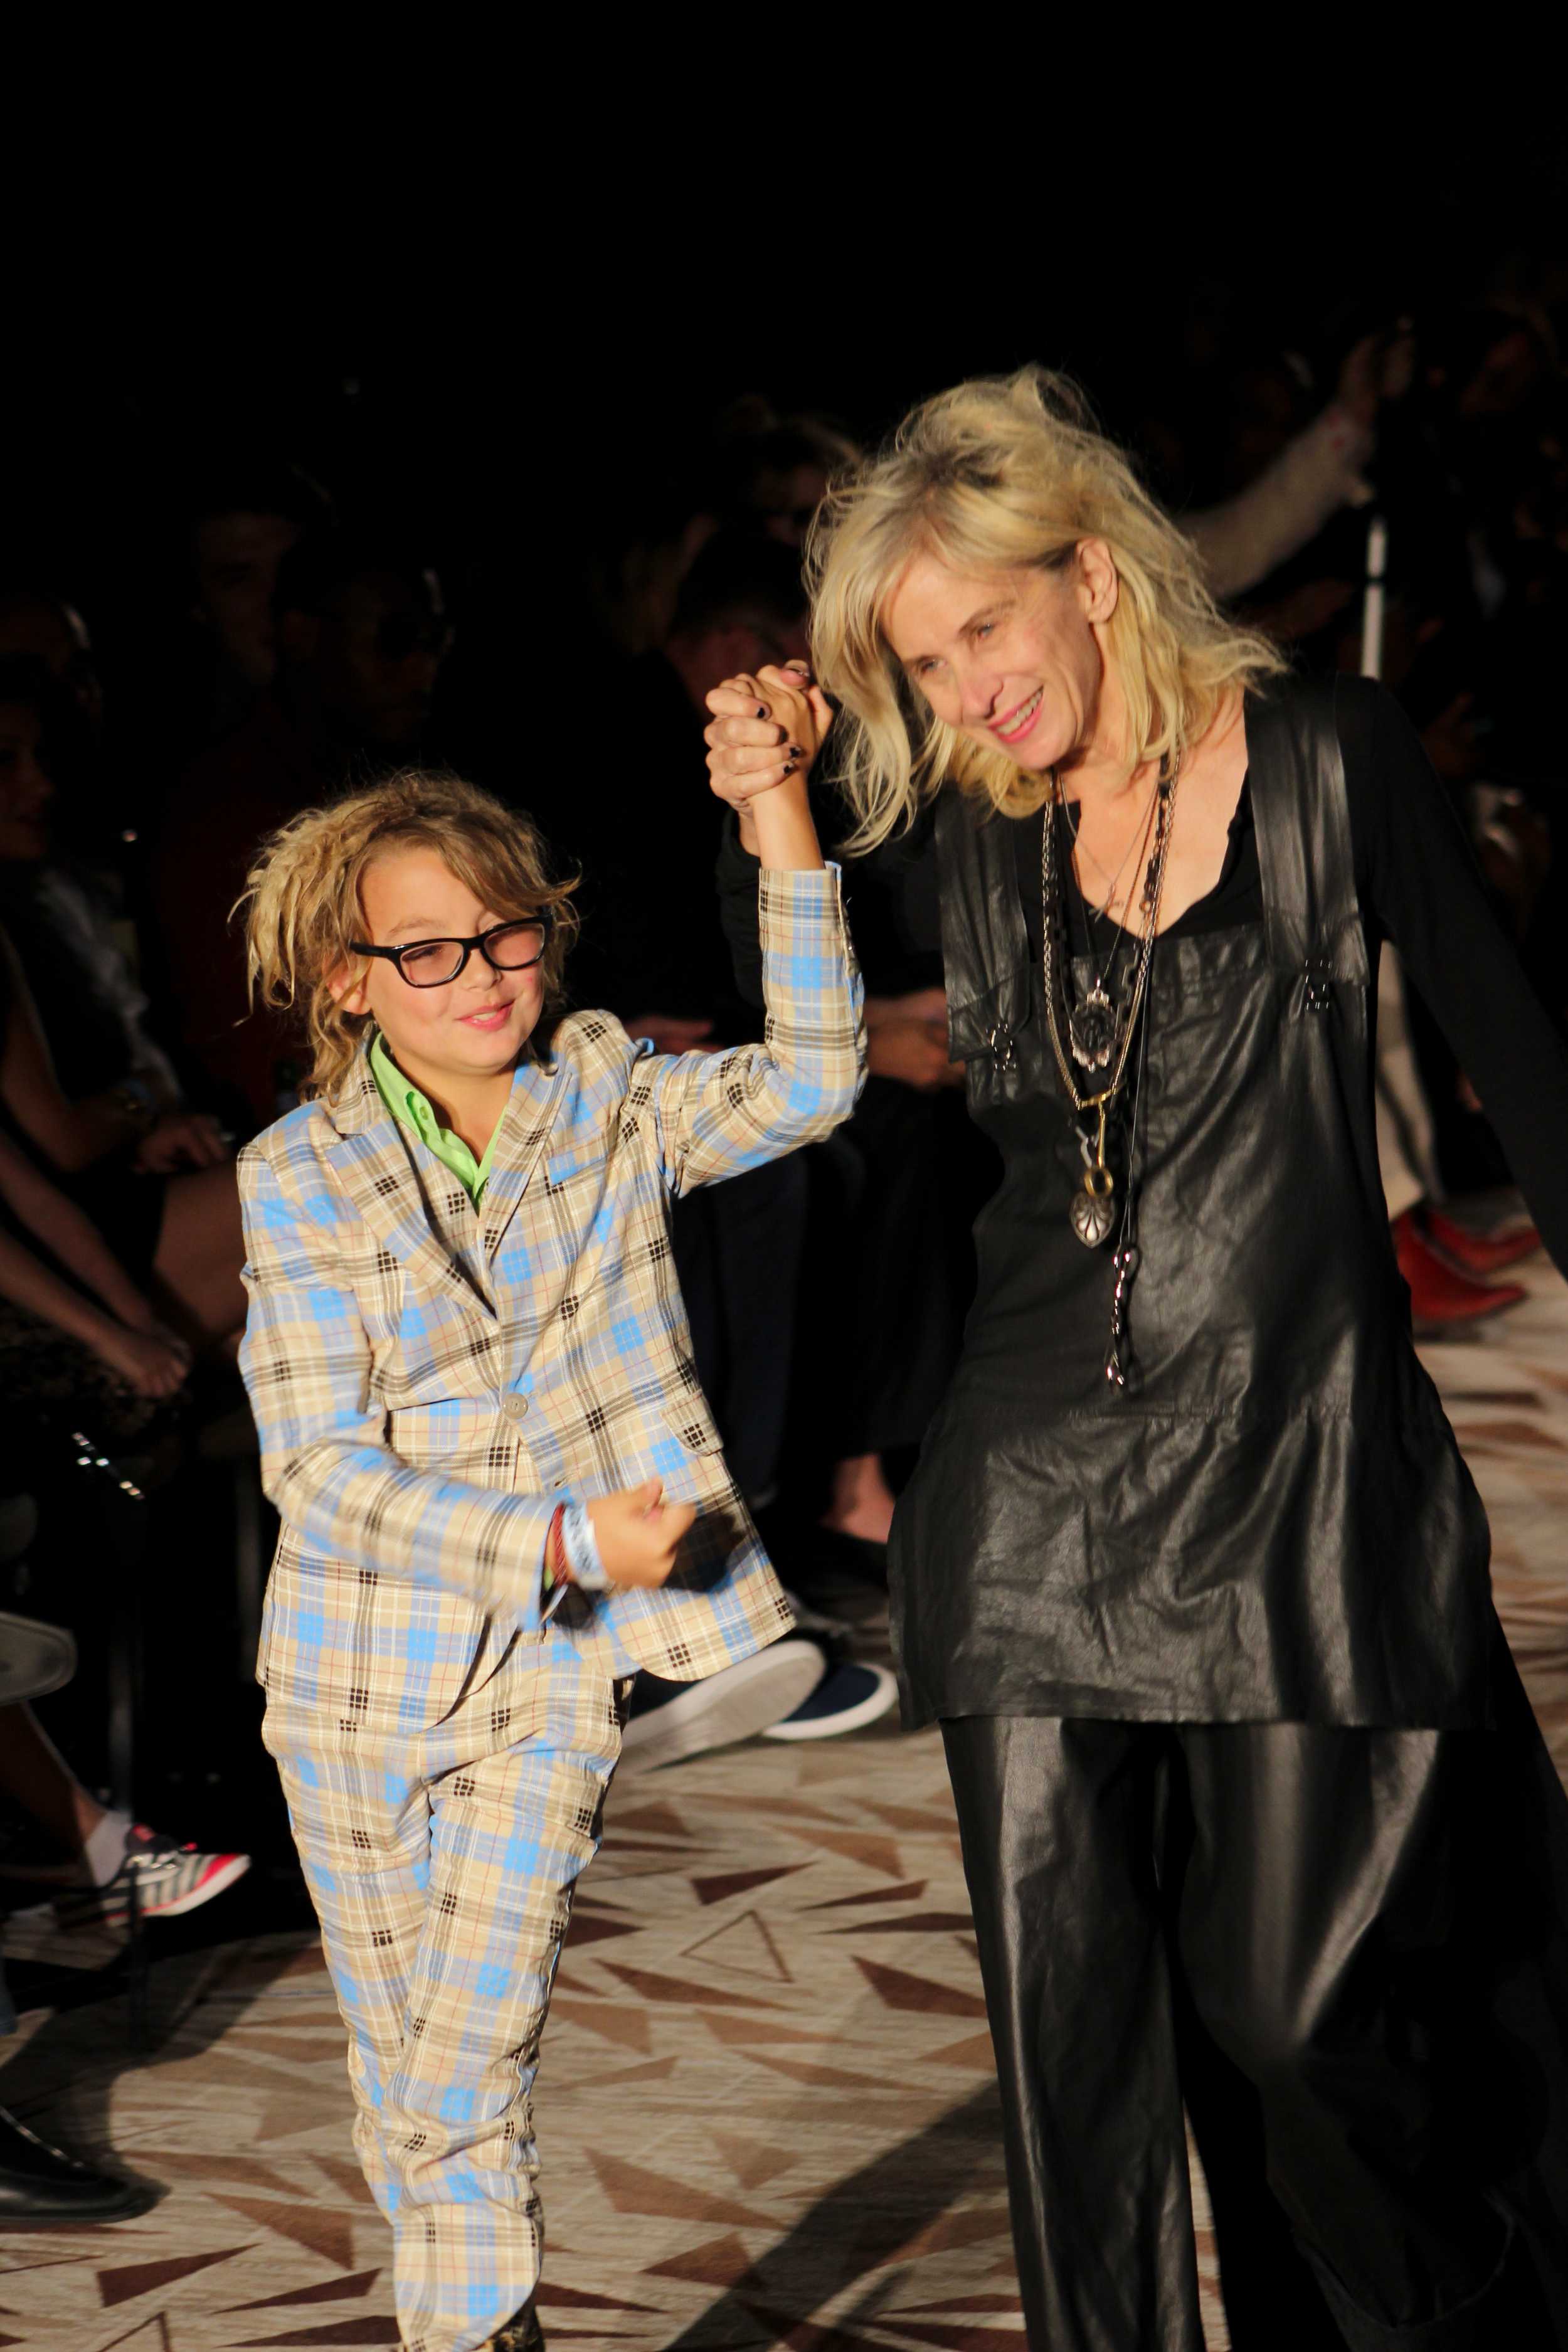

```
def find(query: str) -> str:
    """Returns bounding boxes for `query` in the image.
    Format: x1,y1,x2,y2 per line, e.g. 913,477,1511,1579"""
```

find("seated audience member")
716,797,992,1560
570,535,810,1515
708,402,860,549
0,1696,247,1924
0,1607,246,2222
0,589,103,734
154,532,452,1123
183,457,336,748
595,532,979,1571
0,665,243,1357
570,529,811,1037
571,535,895,1753
0,1110,188,1420
0,588,120,859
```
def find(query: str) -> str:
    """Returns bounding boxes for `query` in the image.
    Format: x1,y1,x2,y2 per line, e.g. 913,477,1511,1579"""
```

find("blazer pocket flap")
544,1135,608,1192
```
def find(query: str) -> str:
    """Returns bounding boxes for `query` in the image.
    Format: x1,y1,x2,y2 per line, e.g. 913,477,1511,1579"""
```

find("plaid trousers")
265,1632,627,2352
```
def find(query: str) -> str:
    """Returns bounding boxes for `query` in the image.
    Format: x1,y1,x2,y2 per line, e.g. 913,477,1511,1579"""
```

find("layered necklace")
1039,757,1179,1256
1058,784,1160,1073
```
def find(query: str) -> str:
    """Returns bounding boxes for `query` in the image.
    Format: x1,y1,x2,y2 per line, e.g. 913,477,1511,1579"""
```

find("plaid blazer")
239,865,864,1739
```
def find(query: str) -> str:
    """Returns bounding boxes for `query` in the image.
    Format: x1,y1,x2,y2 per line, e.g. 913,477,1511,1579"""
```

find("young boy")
236,662,860,2352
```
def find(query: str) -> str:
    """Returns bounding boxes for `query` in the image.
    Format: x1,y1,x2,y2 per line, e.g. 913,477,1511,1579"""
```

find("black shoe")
487,2302,544,2350
0,2106,154,2223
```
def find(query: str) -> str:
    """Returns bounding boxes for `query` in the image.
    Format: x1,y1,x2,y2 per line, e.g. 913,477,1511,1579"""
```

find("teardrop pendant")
1069,1164,1117,1248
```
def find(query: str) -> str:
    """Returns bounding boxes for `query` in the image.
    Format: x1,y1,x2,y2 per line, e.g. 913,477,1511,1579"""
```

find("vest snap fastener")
987,1021,1017,1072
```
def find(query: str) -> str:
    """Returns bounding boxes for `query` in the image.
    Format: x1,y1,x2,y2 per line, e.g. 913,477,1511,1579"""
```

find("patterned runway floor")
4,1239,1566,2350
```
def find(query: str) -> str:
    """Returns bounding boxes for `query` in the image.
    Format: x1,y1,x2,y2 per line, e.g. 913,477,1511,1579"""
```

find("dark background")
12,129,1567,750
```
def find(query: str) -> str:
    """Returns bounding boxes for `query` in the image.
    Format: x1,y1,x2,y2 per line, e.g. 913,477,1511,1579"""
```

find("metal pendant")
1070,1165,1117,1248
1068,984,1118,1071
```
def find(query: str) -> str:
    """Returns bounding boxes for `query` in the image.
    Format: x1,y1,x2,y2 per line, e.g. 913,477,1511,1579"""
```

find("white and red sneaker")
105,1826,250,1920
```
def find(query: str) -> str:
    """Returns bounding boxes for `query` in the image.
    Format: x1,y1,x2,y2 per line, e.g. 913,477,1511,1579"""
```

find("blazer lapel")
480,1055,572,1262
320,1059,500,1323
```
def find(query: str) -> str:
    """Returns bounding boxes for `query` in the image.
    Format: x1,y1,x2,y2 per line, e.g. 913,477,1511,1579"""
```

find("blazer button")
502,1394,529,1420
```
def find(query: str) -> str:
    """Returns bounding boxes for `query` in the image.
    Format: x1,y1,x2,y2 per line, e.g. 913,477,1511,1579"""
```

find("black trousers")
941,1640,1568,2351
671,1153,808,1505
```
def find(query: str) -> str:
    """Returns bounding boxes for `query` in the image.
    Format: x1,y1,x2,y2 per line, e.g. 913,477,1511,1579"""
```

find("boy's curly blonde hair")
237,771,579,1103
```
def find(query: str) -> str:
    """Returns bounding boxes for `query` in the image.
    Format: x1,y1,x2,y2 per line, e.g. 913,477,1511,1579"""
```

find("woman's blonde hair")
805,367,1285,849
238,771,579,1102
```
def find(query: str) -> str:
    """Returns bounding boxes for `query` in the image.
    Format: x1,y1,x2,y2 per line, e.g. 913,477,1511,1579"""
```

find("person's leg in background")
267,1660,626,2352
674,1153,808,1510
1379,948,1530,1323
820,1083,966,1549
630,1154,899,1766
940,1714,1205,2352
0,1700,248,1920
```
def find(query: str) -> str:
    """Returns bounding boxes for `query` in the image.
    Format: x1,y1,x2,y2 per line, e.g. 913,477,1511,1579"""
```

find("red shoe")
1393,1213,1526,1327
1425,1205,1542,1277
104,1827,251,1920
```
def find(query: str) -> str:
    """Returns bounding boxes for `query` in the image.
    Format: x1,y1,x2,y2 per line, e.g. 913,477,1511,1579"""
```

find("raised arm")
633,662,864,1193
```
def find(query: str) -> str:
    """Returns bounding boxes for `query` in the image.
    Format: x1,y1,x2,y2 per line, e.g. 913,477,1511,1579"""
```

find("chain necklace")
1064,776,1158,918
1061,781,1162,1071
1041,756,1180,1248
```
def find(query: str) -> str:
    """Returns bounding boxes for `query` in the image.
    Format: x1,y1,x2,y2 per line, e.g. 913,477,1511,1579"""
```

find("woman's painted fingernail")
783,760,797,775
756,704,769,719
788,743,804,758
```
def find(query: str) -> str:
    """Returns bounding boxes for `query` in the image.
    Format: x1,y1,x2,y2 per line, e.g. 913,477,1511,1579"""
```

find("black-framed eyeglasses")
349,915,553,989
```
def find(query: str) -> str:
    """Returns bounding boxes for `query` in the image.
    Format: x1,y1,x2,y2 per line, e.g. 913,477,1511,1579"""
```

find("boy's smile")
333,842,544,1152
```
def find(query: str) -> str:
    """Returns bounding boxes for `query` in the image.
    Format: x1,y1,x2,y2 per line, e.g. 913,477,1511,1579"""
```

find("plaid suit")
239,865,863,2352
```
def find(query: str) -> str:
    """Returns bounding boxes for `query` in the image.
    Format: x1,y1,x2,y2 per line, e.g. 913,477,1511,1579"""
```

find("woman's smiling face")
882,544,1116,775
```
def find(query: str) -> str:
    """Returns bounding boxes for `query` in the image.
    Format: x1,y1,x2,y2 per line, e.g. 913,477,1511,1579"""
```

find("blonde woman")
708,371,1568,2349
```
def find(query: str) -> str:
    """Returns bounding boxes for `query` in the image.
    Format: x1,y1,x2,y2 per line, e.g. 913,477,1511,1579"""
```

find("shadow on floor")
0,1868,317,2196
661,2080,1014,2348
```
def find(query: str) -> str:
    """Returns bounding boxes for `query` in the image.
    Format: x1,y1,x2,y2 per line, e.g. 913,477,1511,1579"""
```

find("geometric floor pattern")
4,1230,1567,2349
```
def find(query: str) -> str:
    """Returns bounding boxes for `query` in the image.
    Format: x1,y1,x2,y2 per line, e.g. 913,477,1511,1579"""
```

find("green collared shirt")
369,1030,504,1205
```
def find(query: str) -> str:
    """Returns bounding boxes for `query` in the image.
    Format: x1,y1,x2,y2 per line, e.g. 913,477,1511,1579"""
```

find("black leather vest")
888,676,1494,1730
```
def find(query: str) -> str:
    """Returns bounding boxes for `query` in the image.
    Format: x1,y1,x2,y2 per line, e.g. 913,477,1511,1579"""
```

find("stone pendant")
1069,984,1118,1072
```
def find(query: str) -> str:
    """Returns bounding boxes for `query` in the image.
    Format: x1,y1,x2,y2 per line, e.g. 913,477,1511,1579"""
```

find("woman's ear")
1076,538,1120,625
327,960,370,1016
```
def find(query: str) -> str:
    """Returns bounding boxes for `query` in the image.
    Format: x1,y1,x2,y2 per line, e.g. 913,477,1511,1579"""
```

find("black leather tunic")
889,675,1498,1732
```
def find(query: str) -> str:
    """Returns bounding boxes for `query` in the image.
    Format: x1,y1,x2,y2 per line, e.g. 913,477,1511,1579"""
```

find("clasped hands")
704,659,834,856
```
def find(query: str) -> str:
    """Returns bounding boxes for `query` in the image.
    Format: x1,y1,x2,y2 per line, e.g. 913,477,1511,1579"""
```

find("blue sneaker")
760,1658,898,1741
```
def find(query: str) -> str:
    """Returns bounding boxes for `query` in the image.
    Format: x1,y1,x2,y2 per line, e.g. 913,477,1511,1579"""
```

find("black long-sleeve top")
719,678,1568,1277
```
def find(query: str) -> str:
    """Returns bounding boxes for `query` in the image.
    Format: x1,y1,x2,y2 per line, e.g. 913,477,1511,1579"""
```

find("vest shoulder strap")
934,787,1032,1063
1247,674,1369,991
